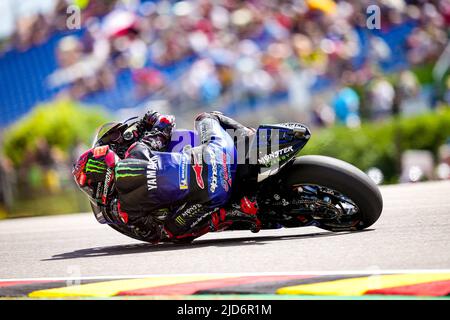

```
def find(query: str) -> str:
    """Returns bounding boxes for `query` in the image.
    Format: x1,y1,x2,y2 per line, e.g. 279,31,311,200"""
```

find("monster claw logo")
192,151,205,189
175,216,186,226
85,159,107,174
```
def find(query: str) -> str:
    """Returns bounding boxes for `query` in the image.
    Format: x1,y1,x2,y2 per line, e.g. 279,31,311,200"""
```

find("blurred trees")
303,106,450,183
3,99,110,167
0,99,111,217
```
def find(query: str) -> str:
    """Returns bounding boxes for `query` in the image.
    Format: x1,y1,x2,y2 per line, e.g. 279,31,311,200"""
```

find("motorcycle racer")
73,110,259,242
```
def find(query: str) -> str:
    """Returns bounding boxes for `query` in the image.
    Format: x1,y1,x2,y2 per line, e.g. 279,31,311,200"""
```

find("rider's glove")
137,110,175,151
138,110,161,133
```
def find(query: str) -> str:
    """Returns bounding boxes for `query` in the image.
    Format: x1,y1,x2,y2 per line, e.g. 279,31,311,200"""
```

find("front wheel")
280,155,383,231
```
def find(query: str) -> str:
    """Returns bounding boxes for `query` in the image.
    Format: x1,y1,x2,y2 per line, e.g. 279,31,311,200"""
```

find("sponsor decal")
146,156,158,191
192,151,205,189
85,159,107,174
207,148,218,193
179,153,189,190
115,160,147,178
115,171,142,178
175,216,186,226
189,208,217,229
102,168,113,204
180,204,203,219
258,146,294,166
93,145,109,158
280,123,304,129
221,152,232,191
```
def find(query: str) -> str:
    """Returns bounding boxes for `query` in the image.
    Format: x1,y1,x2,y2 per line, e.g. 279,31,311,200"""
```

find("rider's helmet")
72,145,118,206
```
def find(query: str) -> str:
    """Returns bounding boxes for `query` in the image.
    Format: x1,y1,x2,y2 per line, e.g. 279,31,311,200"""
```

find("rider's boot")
210,197,261,233
164,196,262,242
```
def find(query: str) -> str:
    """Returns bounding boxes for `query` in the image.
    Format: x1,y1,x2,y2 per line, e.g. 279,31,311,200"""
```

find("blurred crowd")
1,0,450,214
0,133,90,214
3,0,449,127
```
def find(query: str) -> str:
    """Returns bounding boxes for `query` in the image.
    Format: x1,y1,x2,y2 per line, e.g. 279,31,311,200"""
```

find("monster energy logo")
115,162,145,179
257,146,294,166
85,159,107,174
175,216,186,225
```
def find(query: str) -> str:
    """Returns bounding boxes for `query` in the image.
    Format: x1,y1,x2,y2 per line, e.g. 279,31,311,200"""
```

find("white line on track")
2,269,450,282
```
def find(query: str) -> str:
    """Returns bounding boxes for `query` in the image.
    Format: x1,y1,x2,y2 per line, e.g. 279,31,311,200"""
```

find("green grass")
5,190,91,219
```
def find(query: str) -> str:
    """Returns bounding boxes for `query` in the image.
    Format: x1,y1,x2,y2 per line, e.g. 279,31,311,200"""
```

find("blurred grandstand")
0,0,449,216
0,0,449,127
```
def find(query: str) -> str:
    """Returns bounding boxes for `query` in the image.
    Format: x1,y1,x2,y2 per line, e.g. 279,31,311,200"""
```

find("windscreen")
91,122,121,148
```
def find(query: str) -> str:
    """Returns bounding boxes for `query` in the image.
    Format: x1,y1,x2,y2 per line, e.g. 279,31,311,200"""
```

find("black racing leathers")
114,112,237,239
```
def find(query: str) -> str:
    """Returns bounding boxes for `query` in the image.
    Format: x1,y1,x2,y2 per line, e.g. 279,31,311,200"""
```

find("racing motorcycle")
87,117,383,243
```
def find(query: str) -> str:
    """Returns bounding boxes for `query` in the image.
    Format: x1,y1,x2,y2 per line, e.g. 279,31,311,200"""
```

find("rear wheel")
280,155,383,231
